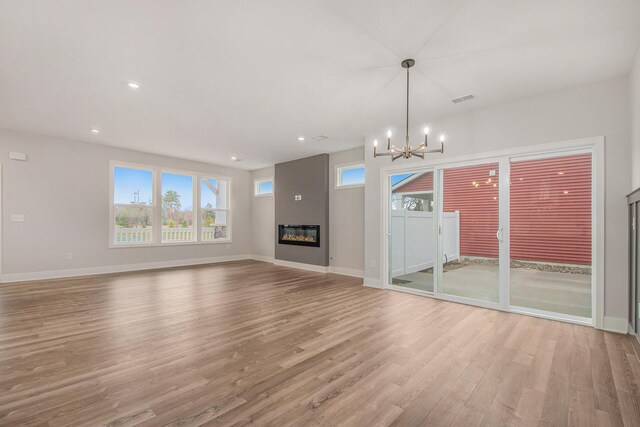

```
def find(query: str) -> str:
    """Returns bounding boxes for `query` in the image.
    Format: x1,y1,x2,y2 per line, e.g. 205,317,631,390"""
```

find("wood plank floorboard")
1,260,640,426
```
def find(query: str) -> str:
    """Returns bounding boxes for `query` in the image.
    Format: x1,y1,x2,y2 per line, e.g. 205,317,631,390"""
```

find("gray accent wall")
275,154,329,266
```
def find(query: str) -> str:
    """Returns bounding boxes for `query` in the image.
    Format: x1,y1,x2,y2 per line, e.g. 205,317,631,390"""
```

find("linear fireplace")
278,224,320,247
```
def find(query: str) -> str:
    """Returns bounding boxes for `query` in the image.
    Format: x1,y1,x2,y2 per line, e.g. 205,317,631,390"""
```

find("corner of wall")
631,46,640,189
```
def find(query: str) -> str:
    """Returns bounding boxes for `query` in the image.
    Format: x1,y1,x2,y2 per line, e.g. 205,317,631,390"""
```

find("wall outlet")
66,253,73,260
10,214,25,222
370,259,376,268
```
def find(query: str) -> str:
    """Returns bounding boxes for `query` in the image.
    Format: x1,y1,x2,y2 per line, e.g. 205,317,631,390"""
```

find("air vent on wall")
312,135,329,141
451,94,475,104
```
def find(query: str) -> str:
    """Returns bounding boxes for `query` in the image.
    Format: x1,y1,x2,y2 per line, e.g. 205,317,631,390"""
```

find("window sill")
335,184,365,190
254,193,274,198
109,239,232,249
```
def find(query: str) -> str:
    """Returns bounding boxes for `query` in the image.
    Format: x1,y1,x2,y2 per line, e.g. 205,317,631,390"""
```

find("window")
336,163,365,188
110,162,231,247
113,166,155,245
161,172,195,243
254,178,273,196
201,177,230,240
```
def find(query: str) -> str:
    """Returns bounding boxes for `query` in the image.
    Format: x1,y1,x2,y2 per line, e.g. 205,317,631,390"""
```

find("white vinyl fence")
115,227,220,243
115,227,154,243
391,210,460,277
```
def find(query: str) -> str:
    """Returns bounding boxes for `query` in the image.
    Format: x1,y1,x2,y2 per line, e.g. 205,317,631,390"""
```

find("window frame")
109,161,232,248
199,175,232,242
110,161,157,247
336,162,365,189
160,169,198,244
254,177,274,197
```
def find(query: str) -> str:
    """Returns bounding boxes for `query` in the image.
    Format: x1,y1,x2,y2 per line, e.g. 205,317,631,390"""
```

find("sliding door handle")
496,227,504,243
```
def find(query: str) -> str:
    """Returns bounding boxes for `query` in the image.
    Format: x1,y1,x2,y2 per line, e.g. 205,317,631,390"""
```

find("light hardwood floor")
1,260,639,426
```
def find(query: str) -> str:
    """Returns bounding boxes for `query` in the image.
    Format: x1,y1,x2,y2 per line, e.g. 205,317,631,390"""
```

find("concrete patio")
392,263,591,318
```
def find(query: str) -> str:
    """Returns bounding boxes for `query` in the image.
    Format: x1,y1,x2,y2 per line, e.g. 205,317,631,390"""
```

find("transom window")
254,178,274,196
336,163,365,188
110,162,231,247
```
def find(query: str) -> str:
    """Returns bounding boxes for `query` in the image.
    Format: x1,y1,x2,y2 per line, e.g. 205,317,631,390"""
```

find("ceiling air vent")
312,135,329,141
451,94,475,104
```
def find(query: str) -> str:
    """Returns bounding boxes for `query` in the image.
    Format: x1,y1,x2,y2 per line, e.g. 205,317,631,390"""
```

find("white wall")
364,77,631,325
250,166,275,260
329,147,365,276
0,129,252,280
632,47,640,190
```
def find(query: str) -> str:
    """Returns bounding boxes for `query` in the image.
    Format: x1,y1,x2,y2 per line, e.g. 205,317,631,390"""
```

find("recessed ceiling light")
90,128,100,134
298,136,305,141
231,156,242,161
127,81,141,89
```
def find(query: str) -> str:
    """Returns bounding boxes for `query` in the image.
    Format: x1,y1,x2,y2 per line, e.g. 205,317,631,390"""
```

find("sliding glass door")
509,153,593,320
437,162,502,304
388,170,436,293
385,148,595,324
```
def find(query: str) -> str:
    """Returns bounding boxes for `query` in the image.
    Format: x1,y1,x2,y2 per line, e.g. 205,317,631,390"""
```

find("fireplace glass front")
278,225,320,247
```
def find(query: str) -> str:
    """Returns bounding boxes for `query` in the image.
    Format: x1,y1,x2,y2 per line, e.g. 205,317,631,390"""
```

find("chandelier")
373,59,445,161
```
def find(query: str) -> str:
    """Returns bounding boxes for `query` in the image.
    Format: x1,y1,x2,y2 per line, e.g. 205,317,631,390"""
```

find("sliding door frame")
385,166,437,298
432,158,507,311
380,136,604,328
507,147,595,325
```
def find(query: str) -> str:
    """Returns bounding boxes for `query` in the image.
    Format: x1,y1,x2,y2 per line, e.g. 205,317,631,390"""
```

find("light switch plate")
11,214,25,222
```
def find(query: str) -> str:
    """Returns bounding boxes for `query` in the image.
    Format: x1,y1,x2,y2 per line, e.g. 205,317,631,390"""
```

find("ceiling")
1,0,639,170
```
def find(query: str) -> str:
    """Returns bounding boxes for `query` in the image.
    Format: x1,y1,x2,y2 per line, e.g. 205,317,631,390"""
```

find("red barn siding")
510,154,591,265
443,163,500,258
391,154,592,265
394,172,433,193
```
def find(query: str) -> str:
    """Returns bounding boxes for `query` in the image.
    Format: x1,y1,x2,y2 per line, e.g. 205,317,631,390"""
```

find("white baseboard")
602,316,628,334
328,266,364,278
250,255,275,263
0,254,252,284
251,257,363,278
273,259,329,273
